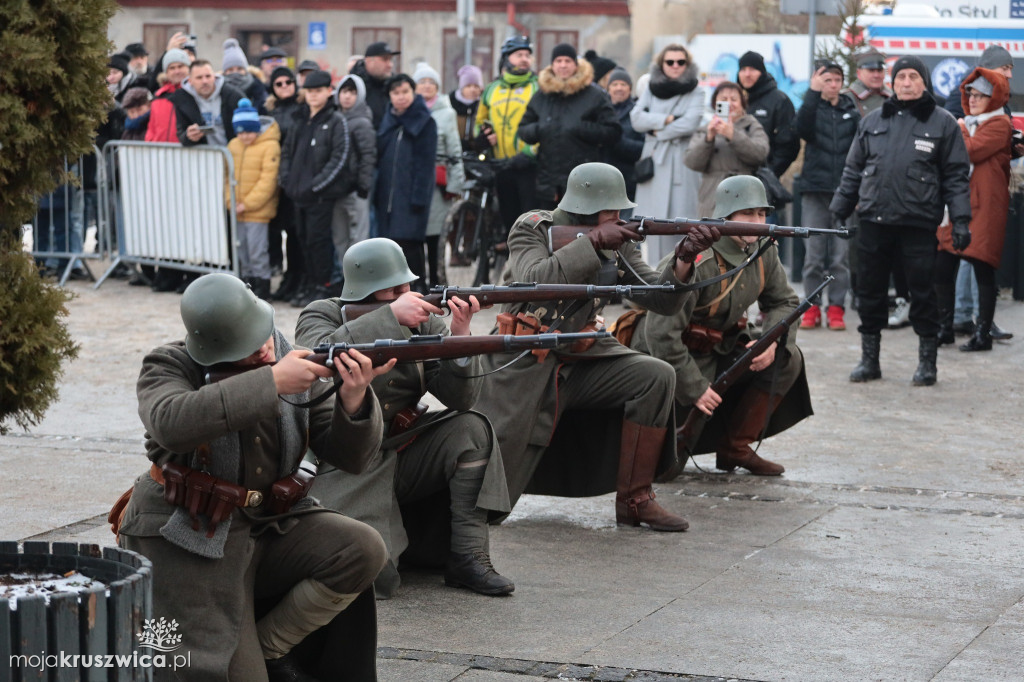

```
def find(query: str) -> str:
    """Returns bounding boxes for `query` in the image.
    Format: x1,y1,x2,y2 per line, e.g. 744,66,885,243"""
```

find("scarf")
501,70,534,87
160,330,312,559
453,89,477,106
125,112,151,131
881,91,936,121
647,61,698,100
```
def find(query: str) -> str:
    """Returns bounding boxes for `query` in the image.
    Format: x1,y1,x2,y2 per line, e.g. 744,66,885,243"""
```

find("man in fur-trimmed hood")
517,43,622,208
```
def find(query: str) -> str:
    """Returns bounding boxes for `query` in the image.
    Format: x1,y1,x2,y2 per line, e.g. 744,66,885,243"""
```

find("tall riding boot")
959,318,992,352
715,388,786,475
935,281,956,346
849,333,882,382
615,420,689,532
257,579,358,661
912,336,938,386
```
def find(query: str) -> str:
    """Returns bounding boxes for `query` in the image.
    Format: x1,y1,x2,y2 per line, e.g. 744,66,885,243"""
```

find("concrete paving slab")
378,658,468,681
932,621,1024,682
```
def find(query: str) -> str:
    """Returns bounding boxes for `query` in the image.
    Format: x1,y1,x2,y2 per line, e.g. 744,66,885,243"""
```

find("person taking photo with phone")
684,80,770,218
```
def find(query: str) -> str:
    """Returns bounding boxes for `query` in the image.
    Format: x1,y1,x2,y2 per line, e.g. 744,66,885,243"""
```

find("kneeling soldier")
115,273,389,682
629,176,812,475
296,238,515,597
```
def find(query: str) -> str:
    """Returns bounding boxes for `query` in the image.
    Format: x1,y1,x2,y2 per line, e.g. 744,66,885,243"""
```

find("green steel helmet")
557,162,637,215
181,273,275,365
712,175,773,219
341,238,418,301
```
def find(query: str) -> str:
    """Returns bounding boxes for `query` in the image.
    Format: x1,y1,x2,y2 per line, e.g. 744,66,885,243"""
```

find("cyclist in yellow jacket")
476,35,541,230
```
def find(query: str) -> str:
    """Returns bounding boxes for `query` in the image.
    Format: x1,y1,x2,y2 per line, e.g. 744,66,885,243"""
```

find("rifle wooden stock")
339,282,682,323
548,216,848,252
675,276,833,451
204,331,611,384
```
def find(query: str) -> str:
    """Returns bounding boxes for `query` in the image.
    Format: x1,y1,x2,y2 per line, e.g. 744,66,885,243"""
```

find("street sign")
308,22,327,51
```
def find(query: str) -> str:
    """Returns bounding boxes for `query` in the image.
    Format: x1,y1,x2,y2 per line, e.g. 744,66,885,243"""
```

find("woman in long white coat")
631,43,705,265
415,63,466,288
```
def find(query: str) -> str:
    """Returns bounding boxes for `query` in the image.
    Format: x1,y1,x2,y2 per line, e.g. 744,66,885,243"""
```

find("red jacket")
146,82,181,143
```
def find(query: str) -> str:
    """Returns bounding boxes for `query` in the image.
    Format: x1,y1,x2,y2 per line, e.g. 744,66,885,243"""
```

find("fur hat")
232,98,261,133
222,38,249,72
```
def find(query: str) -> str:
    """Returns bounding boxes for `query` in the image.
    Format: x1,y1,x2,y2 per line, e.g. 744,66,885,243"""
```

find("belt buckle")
245,490,264,508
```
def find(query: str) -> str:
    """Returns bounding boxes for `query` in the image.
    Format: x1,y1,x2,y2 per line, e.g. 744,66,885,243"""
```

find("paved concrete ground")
2,266,1023,681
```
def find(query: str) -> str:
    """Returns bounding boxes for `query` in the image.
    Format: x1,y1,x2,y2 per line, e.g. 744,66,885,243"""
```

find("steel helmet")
181,273,274,366
499,35,532,69
557,162,637,215
712,175,773,219
341,238,418,301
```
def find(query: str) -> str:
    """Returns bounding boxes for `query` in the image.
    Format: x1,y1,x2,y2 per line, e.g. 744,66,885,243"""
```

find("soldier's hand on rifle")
273,349,335,396
674,224,720,263
747,339,777,372
390,291,443,328
333,349,397,416
585,220,642,252
447,295,481,336
695,386,723,416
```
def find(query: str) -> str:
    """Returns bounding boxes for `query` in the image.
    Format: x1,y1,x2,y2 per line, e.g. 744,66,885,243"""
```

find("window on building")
352,28,402,73
537,30,579,67
142,23,190,64
233,27,298,66
442,28,494,92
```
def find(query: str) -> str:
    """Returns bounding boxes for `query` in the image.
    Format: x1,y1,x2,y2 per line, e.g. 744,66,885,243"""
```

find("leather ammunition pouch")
609,309,647,347
389,401,429,438
681,316,747,355
496,312,600,363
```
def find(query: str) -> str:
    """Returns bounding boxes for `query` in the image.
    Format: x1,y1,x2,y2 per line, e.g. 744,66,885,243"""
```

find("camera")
715,100,730,118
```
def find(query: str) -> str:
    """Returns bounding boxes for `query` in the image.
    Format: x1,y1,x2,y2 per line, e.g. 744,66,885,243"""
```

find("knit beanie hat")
269,66,295,87
584,50,617,83
222,38,249,72
162,48,190,72
107,53,130,75
607,68,633,88
978,45,1013,70
122,87,152,110
232,98,261,133
551,43,577,63
303,70,333,90
891,55,929,83
413,62,441,86
738,51,766,73
967,74,994,97
457,65,483,89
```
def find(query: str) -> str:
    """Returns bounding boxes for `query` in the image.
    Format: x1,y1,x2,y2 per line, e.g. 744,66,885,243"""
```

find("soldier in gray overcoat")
471,163,721,533
115,273,390,682
629,176,812,476
296,239,514,597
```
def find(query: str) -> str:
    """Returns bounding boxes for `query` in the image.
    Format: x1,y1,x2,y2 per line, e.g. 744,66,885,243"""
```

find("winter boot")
251,278,272,301
912,336,939,386
715,388,786,475
959,319,992,352
849,333,882,382
444,459,514,596
935,282,956,345
615,420,689,532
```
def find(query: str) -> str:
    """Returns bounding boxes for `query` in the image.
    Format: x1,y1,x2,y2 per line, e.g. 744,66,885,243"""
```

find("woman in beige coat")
684,81,770,218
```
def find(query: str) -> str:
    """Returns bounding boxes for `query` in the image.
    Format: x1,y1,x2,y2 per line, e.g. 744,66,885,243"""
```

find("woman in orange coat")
935,67,1013,351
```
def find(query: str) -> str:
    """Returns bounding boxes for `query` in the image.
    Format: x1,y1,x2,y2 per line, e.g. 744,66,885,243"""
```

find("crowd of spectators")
41,33,1020,363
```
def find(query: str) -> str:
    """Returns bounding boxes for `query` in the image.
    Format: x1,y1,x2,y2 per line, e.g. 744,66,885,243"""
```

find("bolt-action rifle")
338,282,685,323
676,276,833,453
204,331,611,384
548,216,848,253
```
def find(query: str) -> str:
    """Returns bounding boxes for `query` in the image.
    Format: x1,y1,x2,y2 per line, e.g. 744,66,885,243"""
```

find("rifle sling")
617,237,775,293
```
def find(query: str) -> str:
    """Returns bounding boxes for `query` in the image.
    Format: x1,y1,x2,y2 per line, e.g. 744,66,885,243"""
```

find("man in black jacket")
173,59,245,147
348,41,398,129
279,70,351,307
795,61,860,332
736,51,800,178
830,56,971,387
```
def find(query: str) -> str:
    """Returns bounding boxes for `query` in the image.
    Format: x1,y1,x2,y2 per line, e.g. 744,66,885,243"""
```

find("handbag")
435,164,448,188
635,156,655,183
754,166,792,209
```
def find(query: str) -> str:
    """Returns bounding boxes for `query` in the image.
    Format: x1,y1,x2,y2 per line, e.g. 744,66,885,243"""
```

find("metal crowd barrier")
27,145,109,286
96,141,237,288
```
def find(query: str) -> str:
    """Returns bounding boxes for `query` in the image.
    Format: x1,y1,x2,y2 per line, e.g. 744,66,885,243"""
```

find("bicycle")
438,153,508,287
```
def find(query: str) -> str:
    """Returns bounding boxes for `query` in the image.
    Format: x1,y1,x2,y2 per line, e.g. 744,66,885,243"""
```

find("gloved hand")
505,153,534,171
674,225,721,263
356,189,369,200
585,220,642,252
952,222,971,251
834,213,855,240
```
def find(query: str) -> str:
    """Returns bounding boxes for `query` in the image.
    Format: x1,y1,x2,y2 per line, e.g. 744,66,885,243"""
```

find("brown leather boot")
615,420,689,532
715,388,786,476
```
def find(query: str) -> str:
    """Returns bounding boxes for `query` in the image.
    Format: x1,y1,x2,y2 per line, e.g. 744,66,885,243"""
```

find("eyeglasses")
967,91,990,99
274,79,295,87
663,59,687,67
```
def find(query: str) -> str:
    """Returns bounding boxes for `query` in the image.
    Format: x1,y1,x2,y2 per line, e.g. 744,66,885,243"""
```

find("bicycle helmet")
499,35,532,70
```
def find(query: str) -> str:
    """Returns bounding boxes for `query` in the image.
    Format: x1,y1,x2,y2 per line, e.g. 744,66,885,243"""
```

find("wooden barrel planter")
0,541,152,682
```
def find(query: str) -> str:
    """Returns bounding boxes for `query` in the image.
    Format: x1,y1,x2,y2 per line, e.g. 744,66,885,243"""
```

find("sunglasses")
274,79,295,87
663,59,687,67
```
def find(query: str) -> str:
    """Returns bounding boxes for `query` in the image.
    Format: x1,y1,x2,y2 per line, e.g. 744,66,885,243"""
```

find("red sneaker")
800,306,821,329
826,305,846,330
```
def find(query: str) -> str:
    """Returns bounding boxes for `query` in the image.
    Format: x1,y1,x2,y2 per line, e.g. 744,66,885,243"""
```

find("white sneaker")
888,297,910,328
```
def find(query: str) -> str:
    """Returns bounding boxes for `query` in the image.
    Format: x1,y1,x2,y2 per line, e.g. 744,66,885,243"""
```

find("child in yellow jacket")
227,98,280,299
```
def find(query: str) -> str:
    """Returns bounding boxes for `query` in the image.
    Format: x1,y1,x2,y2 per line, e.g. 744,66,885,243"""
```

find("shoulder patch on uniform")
522,211,552,229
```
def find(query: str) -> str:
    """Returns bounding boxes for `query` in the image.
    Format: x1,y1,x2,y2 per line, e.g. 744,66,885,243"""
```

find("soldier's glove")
951,222,971,251
674,225,721,263
586,220,642,252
